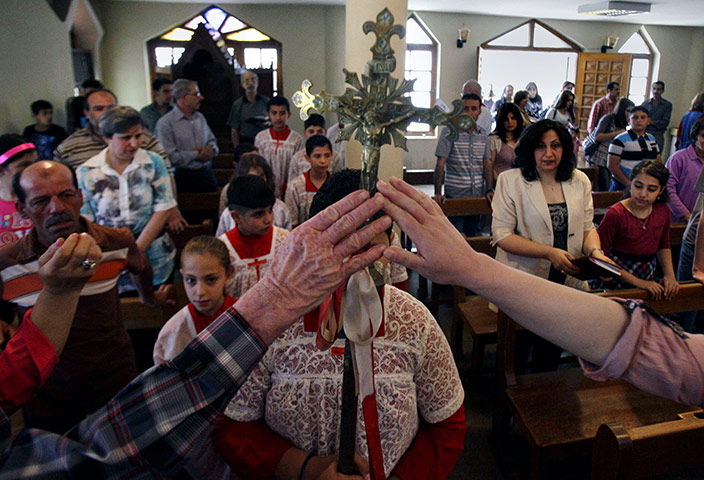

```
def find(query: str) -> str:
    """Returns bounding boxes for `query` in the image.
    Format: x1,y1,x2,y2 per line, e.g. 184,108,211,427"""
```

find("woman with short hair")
77,106,176,290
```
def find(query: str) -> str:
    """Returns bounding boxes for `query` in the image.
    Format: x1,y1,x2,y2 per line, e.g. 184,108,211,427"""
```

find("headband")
0,143,35,166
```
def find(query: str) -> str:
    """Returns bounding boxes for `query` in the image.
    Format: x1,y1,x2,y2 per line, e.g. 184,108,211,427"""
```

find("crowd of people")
0,69,704,479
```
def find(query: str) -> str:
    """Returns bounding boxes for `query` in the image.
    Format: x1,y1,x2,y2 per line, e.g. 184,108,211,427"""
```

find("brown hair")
181,236,232,273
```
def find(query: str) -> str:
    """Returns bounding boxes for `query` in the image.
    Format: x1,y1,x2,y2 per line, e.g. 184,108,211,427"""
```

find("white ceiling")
121,0,704,27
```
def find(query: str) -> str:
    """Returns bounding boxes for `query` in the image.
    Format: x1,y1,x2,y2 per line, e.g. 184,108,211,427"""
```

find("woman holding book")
491,120,609,371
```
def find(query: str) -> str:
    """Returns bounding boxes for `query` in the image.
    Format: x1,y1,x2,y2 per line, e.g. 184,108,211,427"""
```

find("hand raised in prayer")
38,233,103,295
236,190,390,345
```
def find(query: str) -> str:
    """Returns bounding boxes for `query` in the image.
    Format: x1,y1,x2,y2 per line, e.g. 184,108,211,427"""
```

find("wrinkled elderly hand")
236,190,390,344
377,177,478,286
38,233,103,295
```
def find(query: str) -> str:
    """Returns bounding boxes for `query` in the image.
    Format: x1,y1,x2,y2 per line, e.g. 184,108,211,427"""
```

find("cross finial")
362,8,405,75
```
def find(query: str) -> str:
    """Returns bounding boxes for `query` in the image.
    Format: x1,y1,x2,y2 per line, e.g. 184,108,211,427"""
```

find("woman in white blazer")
491,119,610,372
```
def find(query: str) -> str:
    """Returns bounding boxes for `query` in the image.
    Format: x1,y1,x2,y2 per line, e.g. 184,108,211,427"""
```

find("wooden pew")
493,283,704,479
402,168,434,186
578,166,597,191
591,191,623,210
212,153,234,169
177,191,221,225
592,411,704,479
213,168,234,187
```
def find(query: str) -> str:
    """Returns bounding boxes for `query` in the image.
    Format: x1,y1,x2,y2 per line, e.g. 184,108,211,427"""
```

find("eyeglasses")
185,91,202,97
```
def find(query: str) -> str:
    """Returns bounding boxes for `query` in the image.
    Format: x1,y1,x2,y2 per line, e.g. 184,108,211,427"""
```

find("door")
575,53,631,135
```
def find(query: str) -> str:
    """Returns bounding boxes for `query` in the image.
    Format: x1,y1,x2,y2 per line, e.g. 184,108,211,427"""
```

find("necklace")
627,200,651,230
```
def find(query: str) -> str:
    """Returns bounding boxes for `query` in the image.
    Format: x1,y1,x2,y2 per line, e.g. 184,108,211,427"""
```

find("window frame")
404,12,439,138
618,31,654,105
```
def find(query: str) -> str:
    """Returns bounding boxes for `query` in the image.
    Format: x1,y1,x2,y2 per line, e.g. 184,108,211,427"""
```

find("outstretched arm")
377,177,629,367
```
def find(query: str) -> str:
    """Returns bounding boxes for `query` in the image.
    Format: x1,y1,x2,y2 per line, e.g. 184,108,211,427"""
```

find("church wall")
0,0,75,133
99,1,332,133
404,11,704,169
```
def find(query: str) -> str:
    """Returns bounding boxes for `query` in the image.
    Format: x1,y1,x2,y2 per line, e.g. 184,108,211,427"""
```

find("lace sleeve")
224,346,274,421
388,288,464,424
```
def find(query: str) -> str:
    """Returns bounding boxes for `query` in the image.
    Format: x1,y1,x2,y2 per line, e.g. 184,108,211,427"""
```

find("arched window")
404,13,439,136
618,30,654,105
479,19,581,109
147,5,282,97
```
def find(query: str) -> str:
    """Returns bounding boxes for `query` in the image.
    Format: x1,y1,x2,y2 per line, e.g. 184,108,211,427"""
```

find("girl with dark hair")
492,119,609,372
525,82,543,121
0,134,37,245
594,160,678,299
588,98,635,191
545,90,576,128
489,103,523,181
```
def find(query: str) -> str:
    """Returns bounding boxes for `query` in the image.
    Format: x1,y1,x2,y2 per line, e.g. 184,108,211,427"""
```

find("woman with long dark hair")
588,98,635,191
489,103,523,181
492,119,609,372
545,90,576,128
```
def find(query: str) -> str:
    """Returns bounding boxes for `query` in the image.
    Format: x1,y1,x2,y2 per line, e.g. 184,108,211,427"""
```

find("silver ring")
81,258,97,270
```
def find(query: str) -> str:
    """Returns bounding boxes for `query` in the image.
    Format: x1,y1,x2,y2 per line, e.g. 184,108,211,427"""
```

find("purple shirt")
665,145,704,222
581,299,704,408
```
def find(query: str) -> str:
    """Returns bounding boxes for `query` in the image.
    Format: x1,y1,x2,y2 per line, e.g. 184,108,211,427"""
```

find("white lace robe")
254,128,304,195
219,226,289,298
224,285,464,476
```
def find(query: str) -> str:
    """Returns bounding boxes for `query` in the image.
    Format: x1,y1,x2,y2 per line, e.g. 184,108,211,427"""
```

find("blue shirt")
155,106,219,171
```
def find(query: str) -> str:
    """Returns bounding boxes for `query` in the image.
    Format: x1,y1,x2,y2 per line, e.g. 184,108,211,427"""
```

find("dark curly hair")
514,119,576,182
309,169,391,238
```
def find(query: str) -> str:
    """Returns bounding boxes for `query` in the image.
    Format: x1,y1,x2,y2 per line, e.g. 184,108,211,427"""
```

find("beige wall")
98,1,337,134
405,11,704,168
2,0,702,167
0,0,75,133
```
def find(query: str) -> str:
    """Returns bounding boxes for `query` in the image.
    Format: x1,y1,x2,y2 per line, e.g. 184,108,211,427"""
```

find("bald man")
0,161,168,433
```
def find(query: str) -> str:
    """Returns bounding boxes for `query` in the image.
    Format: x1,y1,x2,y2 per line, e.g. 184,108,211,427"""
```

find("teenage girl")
595,160,679,300
153,236,235,365
0,134,38,246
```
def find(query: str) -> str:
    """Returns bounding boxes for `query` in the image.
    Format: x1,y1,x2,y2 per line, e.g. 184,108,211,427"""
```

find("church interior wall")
1,1,702,172
0,0,75,133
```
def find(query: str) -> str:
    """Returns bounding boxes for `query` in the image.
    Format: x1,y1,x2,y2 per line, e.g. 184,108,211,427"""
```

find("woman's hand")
376,178,477,286
661,275,680,300
547,248,579,275
38,233,103,295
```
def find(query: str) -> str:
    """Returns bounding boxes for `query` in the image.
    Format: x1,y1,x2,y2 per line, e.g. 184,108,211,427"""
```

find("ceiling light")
578,1,651,16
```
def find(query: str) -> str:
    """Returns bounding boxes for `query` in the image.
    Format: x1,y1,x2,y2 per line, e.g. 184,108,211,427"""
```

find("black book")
570,256,622,281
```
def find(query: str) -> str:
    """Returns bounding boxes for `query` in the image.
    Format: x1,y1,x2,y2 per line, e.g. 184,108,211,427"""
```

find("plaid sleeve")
0,307,266,479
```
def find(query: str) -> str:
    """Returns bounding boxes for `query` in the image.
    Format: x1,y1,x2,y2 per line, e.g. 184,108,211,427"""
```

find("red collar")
303,283,385,337
226,226,274,259
188,295,237,333
304,170,330,192
270,127,291,141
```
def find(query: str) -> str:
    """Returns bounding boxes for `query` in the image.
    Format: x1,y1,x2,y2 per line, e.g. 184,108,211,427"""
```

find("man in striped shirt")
433,93,492,236
0,161,169,434
608,106,661,191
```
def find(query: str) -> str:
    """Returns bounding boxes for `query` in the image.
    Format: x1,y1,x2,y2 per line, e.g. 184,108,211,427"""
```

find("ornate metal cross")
293,9,475,477
293,8,475,194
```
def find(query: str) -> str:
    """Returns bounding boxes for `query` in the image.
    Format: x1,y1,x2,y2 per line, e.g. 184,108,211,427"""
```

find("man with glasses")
156,79,219,193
